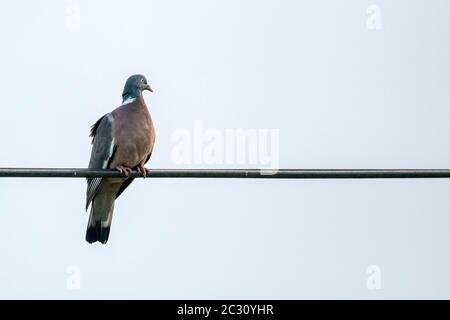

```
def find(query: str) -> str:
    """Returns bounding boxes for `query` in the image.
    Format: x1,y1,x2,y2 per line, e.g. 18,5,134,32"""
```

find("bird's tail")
86,192,115,244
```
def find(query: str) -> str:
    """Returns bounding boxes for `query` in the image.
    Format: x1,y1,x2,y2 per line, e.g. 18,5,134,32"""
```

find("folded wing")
86,114,116,210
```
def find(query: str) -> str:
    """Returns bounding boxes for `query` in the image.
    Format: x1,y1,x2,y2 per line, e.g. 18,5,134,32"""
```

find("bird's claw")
116,165,132,177
137,165,150,178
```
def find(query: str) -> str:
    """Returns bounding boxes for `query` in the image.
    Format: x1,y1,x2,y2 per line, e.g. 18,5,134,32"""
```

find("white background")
0,0,449,298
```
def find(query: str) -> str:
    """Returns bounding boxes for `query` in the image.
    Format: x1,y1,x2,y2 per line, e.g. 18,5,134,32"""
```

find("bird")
85,74,155,244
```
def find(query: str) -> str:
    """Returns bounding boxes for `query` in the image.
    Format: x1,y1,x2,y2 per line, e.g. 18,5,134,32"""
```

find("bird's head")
121,74,153,102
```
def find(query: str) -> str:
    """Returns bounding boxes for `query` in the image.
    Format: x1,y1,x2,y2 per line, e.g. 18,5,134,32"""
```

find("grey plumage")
86,114,115,211
85,74,155,244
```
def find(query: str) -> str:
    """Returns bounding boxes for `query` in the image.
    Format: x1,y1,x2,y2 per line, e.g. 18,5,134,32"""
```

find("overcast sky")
0,0,449,299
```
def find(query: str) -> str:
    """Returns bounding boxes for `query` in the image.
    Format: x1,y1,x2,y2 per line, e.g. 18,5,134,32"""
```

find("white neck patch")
121,97,136,106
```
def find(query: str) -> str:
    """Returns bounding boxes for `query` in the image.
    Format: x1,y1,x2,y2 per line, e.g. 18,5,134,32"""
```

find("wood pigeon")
85,74,156,244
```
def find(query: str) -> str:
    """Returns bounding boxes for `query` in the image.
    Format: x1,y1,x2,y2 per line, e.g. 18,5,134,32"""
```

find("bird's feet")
137,164,150,178
116,165,132,177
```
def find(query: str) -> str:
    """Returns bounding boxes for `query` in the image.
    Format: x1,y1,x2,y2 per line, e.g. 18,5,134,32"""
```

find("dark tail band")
86,223,111,244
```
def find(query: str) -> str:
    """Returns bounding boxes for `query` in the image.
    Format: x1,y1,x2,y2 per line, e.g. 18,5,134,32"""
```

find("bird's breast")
110,106,155,168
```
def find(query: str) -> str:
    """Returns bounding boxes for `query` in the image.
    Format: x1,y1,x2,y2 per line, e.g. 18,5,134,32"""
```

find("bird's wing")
115,178,134,199
115,150,153,199
144,151,153,164
86,114,116,210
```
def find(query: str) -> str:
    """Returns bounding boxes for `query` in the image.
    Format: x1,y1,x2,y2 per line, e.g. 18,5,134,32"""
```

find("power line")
1,168,450,179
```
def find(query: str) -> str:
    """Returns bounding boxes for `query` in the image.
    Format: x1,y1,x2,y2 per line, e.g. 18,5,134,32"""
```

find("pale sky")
0,0,449,299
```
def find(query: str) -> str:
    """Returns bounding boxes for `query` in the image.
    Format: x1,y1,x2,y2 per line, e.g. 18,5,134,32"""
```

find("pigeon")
85,74,155,244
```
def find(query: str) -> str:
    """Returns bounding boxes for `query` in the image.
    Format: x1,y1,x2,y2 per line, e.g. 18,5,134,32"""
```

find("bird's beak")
145,84,153,92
